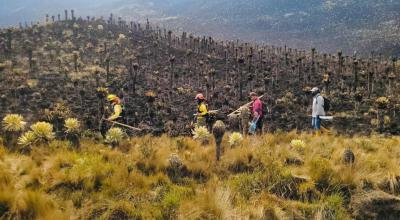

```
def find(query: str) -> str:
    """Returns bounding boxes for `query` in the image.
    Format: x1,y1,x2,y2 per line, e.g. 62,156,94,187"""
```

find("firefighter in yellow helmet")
195,93,208,127
106,94,124,122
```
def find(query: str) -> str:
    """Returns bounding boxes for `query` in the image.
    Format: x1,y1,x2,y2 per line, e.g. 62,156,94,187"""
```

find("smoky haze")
1,0,399,56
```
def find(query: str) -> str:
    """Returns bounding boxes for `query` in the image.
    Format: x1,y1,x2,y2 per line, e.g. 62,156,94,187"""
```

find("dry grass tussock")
0,132,399,219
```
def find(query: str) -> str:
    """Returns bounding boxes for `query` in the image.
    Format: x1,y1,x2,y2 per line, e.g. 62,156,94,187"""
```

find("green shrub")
54,153,114,191
231,172,264,200
315,194,350,220
309,158,334,190
160,185,195,219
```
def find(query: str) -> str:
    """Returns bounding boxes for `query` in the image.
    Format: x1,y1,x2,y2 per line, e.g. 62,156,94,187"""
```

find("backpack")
323,97,331,112
317,95,331,112
262,102,270,116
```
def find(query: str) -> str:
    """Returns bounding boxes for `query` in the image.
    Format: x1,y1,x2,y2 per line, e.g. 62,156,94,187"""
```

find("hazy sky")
0,0,120,26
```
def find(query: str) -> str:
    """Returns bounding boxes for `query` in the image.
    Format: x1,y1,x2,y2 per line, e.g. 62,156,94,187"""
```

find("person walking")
249,92,264,135
106,94,125,123
195,93,209,127
311,87,325,134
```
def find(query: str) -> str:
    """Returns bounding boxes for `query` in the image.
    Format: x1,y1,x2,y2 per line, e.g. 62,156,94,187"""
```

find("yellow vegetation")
30,122,55,142
290,139,306,150
18,131,37,147
64,118,80,134
228,132,243,147
375,96,389,108
192,126,210,144
17,122,55,148
0,132,399,219
2,114,26,132
105,128,125,146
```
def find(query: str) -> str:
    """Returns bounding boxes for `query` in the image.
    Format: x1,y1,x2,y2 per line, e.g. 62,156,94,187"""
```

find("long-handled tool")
228,95,264,118
192,109,221,116
102,119,143,131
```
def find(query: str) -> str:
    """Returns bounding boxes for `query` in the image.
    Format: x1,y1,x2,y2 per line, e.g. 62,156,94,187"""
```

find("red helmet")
195,93,205,100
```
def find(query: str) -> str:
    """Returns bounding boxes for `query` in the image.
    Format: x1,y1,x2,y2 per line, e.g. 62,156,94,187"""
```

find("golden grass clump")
160,185,195,219
308,158,335,189
0,146,6,159
222,144,257,174
290,139,306,150
65,155,113,191
179,186,235,219
230,172,267,201
0,189,69,219
1,131,400,219
383,172,400,195
2,114,26,132
0,156,69,218
47,151,114,192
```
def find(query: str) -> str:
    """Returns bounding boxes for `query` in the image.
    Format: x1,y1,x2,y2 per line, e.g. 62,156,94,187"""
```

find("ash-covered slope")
129,0,400,56
0,17,399,135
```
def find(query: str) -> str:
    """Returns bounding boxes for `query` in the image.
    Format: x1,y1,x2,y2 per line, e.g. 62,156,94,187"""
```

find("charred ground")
0,14,399,135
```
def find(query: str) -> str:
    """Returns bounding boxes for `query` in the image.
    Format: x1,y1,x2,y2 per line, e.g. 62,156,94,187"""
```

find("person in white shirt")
311,87,325,130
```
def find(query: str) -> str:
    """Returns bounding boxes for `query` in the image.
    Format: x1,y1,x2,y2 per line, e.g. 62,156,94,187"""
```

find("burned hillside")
0,11,399,135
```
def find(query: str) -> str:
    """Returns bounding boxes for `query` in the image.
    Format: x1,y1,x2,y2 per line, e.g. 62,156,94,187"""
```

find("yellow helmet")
107,94,118,102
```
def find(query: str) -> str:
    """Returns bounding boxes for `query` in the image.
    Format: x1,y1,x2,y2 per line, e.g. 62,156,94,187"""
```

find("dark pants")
256,117,264,134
